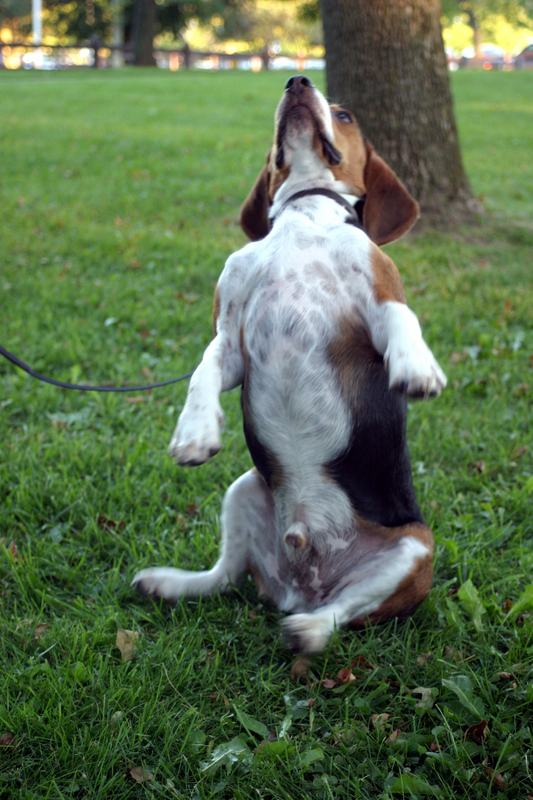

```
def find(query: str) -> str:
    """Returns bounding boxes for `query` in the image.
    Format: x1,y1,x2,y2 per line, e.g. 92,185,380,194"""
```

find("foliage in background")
2,0,533,53
441,0,533,52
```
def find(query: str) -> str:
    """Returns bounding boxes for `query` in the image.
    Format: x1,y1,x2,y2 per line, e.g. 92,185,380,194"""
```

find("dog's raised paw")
168,406,223,465
386,341,447,398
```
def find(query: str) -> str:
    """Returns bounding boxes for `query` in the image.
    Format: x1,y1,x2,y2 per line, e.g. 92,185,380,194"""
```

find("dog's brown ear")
239,156,272,241
362,142,419,246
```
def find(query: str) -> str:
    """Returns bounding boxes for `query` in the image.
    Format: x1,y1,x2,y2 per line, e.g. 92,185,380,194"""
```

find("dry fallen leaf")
387,728,401,743
337,668,356,684
0,733,16,747
110,711,124,726
412,687,436,710
483,766,505,790
351,655,376,671
33,622,50,642
8,542,21,564
444,646,462,662
130,766,154,783
320,678,337,689
464,719,488,745
116,629,139,663
290,655,311,681
417,652,431,666
97,515,125,533
371,713,390,730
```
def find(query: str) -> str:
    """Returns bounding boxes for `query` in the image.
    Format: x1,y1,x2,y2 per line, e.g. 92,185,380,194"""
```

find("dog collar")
275,188,365,230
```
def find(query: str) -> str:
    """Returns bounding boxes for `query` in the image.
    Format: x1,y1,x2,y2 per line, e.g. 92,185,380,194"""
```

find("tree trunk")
321,0,479,223
132,0,156,66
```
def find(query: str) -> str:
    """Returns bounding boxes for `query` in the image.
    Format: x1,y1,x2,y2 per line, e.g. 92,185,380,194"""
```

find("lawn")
0,67,532,800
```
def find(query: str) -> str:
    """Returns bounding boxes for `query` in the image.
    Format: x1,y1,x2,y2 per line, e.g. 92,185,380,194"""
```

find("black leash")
0,343,194,392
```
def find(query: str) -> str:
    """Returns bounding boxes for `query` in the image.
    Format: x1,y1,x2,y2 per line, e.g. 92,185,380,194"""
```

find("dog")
132,76,446,653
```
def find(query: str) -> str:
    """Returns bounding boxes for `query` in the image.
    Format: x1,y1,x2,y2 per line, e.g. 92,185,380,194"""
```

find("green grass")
1,67,532,799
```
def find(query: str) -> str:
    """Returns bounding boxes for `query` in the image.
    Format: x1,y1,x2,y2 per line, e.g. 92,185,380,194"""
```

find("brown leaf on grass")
449,351,468,364
0,733,16,747
125,396,145,404
8,542,23,564
337,668,356,684
33,622,50,641
50,418,68,430
444,646,462,662
175,292,199,304
320,678,337,689
307,698,317,708
130,766,154,783
510,445,528,459
387,728,401,744
371,713,390,730
473,460,486,474
175,513,188,531
351,655,376,671
497,672,517,690
290,656,311,681
116,629,139,663
417,652,431,666
97,515,125,533
464,719,488,745
503,599,513,612
412,687,436,711
186,503,199,516
429,742,441,752
483,766,505,790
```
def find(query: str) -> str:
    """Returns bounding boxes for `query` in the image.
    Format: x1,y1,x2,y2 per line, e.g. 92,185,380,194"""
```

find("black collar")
274,188,365,230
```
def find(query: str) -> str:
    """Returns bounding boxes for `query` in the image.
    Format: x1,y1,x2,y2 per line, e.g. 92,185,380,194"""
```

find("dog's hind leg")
281,529,433,653
132,469,276,603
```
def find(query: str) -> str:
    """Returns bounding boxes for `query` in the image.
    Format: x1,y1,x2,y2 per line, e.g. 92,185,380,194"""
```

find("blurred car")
514,43,533,69
460,44,508,70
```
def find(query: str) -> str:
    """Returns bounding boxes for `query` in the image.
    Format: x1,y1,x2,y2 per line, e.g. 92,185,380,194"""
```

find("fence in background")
0,42,324,72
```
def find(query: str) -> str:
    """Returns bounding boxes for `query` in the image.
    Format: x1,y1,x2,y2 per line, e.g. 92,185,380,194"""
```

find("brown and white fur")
133,76,446,653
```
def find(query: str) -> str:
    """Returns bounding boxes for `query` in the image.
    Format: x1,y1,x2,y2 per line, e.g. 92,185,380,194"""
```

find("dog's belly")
241,254,368,542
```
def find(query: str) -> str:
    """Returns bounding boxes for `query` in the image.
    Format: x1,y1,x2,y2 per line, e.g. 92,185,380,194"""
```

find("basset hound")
133,76,446,653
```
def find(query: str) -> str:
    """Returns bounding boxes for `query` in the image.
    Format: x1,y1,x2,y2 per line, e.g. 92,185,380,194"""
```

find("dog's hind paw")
132,567,189,603
282,612,333,654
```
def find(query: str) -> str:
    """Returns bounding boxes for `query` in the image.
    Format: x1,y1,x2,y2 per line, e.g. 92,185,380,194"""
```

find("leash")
0,343,194,392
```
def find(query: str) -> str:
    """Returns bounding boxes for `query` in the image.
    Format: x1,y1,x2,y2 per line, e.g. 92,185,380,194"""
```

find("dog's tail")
284,521,309,554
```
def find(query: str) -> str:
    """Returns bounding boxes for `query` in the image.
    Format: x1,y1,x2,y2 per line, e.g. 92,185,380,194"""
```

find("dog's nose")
285,75,314,92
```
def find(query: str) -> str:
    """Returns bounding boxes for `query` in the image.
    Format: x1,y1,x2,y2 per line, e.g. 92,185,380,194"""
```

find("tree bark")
321,0,479,223
131,0,157,66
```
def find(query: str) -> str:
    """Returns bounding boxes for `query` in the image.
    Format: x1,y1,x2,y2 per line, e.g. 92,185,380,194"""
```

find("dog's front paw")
282,612,333,654
386,341,447,398
132,567,189,603
169,404,224,466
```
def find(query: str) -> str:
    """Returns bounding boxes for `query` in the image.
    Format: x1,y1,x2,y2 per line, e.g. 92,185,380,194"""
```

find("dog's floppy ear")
362,142,419,246
239,153,272,241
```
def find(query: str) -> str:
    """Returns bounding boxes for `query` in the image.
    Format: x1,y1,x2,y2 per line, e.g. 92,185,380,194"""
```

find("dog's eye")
335,111,353,124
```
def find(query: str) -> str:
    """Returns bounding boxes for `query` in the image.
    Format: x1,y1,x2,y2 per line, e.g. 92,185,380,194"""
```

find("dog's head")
240,76,419,247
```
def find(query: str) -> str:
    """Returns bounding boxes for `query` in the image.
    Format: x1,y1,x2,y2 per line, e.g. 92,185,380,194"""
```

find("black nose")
285,75,314,92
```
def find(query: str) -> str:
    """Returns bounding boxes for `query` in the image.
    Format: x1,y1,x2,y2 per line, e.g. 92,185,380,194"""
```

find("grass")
0,67,532,799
